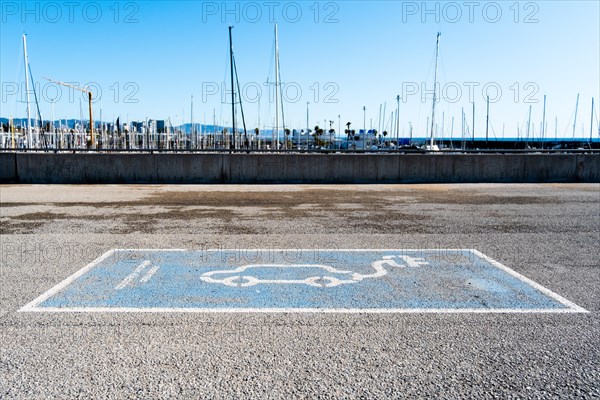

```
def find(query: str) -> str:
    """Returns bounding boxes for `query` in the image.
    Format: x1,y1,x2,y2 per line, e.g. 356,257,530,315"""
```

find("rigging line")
266,36,275,85
14,42,24,117
232,55,247,137
437,42,453,124
414,44,437,139
277,48,286,133
513,109,529,148
264,34,279,135
562,105,576,137
424,41,437,86
27,63,48,149
488,117,497,140
519,110,528,134
27,64,42,127
218,41,230,129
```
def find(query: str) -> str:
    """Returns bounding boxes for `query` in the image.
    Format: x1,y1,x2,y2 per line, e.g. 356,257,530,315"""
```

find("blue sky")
1,0,599,138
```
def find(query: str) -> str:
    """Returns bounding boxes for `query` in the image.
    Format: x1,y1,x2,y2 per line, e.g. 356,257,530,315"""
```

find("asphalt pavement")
1,184,598,398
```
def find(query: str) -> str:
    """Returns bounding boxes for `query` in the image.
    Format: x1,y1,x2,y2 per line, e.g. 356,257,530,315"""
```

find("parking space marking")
140,265,161,283
19,249,588,313
115,260,152,290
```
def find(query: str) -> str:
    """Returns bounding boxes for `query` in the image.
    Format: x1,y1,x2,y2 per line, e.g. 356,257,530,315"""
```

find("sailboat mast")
306,101,309,149
429,32,441,148
213,109,216,149
191,95,194,148
573,93,579,139
541,94,546,149
485,95,489,145
472,102,475,145
527,105,532,147
274,22,279,148
229,26,236,146
450,116,454,148
378,104,382,135
590,98,594,142
441,112,444,140
396,95,400,145
88,92,93,147
23,34,32,147
461,107,464,150
382,103,387,136
100,106,103,146
52,102,56,147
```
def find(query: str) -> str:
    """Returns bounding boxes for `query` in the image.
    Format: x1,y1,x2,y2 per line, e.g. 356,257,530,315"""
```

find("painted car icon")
200,255,428,288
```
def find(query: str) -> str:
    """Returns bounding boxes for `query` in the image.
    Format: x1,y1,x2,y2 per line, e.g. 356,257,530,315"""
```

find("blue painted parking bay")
21,249,586,313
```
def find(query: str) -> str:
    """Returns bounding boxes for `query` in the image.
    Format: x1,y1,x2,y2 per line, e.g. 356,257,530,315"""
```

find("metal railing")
1,148,599,155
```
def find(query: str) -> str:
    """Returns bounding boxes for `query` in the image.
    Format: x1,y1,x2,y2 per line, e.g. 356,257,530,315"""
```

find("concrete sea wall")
0,153,598,184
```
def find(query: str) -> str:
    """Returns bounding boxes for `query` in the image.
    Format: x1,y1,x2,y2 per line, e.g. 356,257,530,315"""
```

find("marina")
1,2,599,398
2,29,598,153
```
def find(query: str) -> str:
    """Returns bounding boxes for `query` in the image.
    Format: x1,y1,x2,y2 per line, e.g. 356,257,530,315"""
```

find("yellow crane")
43,77,94,147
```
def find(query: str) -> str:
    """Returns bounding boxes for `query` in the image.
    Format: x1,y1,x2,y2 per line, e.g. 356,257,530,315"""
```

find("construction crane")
43,77,94,147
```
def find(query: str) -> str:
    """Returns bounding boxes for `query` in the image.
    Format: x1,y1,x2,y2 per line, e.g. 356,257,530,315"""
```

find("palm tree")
284,128,291,149
328,129,335,149
318,127,324,148
349,125,356,149
310,126,326,148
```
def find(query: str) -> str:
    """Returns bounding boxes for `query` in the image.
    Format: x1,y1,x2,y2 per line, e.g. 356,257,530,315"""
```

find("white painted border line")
18,307,587,314
19,248,589,313
19,249,116,312
470,249,588,313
